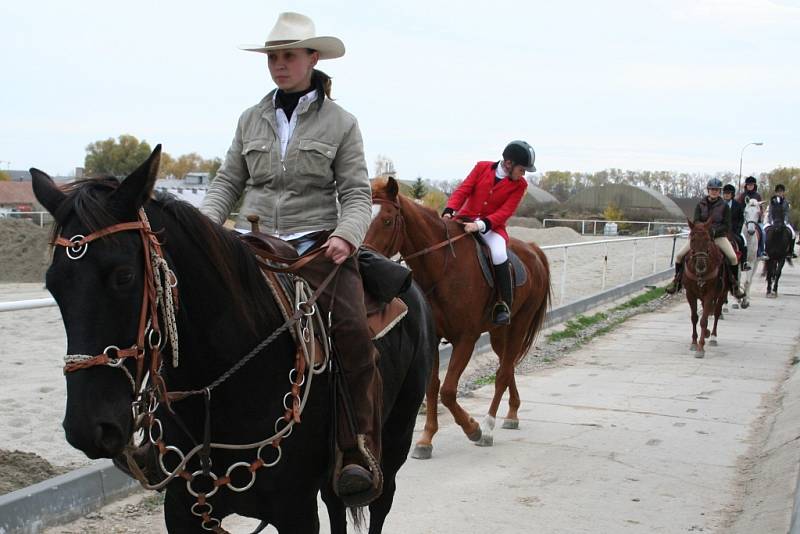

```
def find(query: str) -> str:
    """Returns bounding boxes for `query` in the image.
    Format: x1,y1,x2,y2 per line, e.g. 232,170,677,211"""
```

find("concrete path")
359,267,800,534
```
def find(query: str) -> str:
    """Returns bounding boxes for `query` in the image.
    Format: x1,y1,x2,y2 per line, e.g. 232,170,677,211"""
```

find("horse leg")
321,484,347,534
697,298,711,358
502,373,522,430
709,297,722,346
688,297,699,351
440,338,482,443
411,349,440,460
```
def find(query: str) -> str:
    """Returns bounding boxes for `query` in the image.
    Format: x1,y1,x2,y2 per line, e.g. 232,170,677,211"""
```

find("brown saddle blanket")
238,230,409,341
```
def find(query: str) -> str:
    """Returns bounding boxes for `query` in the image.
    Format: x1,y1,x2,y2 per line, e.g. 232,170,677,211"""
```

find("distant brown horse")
683,219,729,357
366,177,551,458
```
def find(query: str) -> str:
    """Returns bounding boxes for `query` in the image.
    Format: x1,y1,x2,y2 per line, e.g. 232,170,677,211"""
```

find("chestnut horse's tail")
514,244,552,366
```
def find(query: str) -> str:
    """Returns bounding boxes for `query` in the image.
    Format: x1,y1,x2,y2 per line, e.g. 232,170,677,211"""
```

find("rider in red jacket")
442,140,534,324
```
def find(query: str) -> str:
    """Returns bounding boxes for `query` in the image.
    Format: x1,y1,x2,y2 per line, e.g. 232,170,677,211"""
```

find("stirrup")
492,302,511,325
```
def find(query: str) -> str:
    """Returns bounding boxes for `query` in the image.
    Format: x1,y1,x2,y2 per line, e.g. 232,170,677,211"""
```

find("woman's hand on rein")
463,222,480,233
324,236,354,264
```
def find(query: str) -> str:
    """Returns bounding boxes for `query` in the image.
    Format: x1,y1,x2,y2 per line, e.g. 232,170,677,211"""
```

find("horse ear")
109,145,162,217
687,219,694,229
386,176,399,200
30,168,68,223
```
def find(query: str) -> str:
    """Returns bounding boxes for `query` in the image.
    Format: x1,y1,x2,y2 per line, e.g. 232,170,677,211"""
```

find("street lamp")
738,142,764,190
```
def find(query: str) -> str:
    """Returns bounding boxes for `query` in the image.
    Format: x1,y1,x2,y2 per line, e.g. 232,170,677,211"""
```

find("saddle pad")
367,297,408,340
473,236,527,288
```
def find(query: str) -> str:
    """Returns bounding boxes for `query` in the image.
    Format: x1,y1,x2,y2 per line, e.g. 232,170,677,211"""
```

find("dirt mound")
508,226,587,246
0,449,67,495
0,219,50,283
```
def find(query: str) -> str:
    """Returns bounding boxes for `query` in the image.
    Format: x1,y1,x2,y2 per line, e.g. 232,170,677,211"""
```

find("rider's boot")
492,260,513,325
665,262,683,294
740,245,750,271
729,264,746,299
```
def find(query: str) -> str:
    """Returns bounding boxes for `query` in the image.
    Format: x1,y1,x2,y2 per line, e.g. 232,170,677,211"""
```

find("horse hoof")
501,419,520,430
411,444,433,460
689,344,697,352
474,434,494,447
709,338,717,346
722,306,729,313
732,303,740,309
741,301,750,309
695,350,705,359
467,427,482,443
719,314,725,320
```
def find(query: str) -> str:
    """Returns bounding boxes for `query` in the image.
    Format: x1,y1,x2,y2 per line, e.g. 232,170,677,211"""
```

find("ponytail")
311,68,333,111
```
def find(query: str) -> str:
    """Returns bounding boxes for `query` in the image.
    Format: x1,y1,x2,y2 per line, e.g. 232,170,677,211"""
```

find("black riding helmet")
723,184,736,194
745,176,757,186
707,177,723,189
775,183,786,192
502,140,536,172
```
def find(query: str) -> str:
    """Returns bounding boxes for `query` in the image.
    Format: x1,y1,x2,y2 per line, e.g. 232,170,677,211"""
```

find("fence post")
601,242,608,290
560,247,568,305
670,235,678,266
631,240,637,281
593,221,597,235
653,237,658,273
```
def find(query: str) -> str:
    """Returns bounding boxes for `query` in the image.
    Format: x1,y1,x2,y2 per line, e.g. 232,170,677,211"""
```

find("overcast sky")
2,0,798,180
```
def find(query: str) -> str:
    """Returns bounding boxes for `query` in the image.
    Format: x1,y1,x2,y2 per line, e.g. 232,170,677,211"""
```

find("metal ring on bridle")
147,329,163,350
274,417,293,438
201,517,221,531
187,470,219,498
289,368,306,387
297,302,316,317
224,462,257,493
282,392,295,411
159,445,186,476
257,443,283,468
148,418,164,444
65,235,88,260
103,345,124,367
191,501,213,517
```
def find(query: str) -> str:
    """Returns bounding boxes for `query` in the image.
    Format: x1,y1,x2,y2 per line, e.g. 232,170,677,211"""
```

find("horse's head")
744,199,761,235
31,146,162,459
688,218,714,251
365,176,404,257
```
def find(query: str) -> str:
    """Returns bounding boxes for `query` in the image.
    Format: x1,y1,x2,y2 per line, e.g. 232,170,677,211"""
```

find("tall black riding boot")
741,245,750,271
492,260,513,325
665,262,683,294
729,264,746,299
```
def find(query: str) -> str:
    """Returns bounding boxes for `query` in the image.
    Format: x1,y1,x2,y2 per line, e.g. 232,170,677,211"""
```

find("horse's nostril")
95,423,125,456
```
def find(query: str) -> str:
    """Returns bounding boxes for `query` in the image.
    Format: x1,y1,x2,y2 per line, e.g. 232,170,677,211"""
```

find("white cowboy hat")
240,12,345,60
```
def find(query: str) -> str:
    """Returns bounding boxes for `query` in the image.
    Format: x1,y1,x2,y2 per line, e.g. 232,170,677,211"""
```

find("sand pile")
0,219,50,283
508,226,587,246
0,449,66,495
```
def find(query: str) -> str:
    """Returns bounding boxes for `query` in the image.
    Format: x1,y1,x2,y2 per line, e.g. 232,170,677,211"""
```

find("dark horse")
366,177,550,457
765,222,793,298
31,147,435,533
682,219,729,358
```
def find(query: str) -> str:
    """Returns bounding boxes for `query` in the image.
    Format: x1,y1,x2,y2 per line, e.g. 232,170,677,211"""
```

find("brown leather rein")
368,197,469,261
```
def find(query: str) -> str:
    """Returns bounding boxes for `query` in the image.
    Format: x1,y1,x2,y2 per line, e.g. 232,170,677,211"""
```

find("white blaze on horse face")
371,204,382,221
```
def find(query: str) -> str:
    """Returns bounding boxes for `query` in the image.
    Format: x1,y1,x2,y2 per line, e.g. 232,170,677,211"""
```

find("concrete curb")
438,267,672,368
0,462,138,534
0,269,671,533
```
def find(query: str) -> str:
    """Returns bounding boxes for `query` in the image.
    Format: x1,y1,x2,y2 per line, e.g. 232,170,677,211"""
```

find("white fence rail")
0,211,52,227
542,218,687,237
539,234,682,305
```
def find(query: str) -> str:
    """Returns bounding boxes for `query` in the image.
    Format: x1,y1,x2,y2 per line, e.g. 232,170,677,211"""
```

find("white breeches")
483,230,508,264
675,237,738,265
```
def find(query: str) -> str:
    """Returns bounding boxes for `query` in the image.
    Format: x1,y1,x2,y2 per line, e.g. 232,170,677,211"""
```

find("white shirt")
270,90,320,242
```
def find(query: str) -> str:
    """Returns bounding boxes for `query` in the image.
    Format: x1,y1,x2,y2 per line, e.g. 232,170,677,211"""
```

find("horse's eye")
383,218,392,227
114,268,135,287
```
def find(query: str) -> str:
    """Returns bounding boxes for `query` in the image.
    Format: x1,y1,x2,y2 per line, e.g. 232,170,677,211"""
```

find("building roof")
526,184,559,204
568,184,685,219
0,181,37,205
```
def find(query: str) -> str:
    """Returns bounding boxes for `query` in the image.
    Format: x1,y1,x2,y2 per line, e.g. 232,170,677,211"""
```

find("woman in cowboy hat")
201,12,382,507
442,140,534,325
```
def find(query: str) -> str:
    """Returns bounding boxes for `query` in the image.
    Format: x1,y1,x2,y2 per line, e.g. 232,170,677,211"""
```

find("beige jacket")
200,90,371,249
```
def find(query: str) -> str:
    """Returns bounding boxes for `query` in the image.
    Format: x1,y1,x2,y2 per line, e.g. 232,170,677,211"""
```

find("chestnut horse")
683,219,729,357
366,177,550,458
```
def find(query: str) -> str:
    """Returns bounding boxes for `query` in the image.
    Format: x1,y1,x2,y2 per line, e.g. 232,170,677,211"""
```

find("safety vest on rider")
445,161,527,242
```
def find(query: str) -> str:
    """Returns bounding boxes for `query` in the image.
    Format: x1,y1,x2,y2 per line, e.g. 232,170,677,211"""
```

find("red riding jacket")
446,161,528,242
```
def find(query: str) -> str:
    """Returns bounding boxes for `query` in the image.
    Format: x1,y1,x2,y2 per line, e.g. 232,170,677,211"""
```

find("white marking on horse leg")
475,415,495,447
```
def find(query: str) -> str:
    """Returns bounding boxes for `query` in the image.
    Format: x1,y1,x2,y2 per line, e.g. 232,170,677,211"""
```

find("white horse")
738,199,762,309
